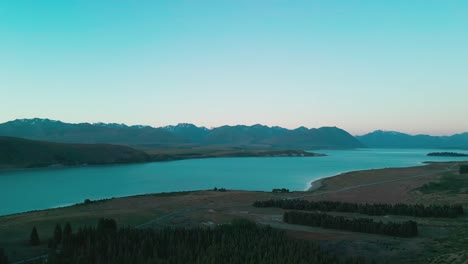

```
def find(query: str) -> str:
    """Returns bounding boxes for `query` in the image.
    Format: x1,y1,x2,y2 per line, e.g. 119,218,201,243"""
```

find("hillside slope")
0,137,150,169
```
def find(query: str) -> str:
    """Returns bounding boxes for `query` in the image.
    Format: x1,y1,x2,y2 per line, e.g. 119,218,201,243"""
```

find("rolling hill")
0,137,150,169
0,118,363,149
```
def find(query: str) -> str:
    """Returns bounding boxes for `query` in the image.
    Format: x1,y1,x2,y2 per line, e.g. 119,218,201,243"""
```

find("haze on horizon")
1,1,467,136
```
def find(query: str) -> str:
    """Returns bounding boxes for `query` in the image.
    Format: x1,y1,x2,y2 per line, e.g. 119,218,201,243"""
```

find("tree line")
284,211,418,237
272,188,290,193
253,199,464,218
42,218,367,264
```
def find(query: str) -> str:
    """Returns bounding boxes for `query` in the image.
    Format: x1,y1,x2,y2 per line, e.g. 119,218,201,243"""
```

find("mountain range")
0,118,363,149
356,130,468,149
1,119,467,149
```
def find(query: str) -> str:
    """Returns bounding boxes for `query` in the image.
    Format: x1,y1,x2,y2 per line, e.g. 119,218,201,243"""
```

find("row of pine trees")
253,199,464,218
283,211,418,237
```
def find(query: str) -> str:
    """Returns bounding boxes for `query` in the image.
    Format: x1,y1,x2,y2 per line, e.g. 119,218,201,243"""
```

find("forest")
283,211,418,237
38,218,367,264
253,199,464,218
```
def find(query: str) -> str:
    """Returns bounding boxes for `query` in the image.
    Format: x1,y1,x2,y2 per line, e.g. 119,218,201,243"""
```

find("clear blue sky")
1,1,467,135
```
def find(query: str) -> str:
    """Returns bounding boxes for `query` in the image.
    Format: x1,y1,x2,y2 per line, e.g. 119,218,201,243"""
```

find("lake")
2,148,468,216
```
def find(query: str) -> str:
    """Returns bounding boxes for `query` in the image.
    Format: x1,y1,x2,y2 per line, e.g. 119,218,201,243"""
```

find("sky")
1,1,467,136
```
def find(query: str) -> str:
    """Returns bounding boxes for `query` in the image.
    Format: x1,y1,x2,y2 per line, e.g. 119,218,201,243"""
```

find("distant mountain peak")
175,123,198,128
164,123,208,131
14,118,59,123
294,126,309,131
370,130,406,135
10,118,63,125
93,122,129,128
130,125,152,129
251,124,269,129
271,126,287,131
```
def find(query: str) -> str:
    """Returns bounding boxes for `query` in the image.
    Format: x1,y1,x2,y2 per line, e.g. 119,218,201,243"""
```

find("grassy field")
1,162,468,263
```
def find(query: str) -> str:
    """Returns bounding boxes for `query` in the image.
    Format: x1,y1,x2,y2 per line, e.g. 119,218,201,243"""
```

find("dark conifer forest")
253,199,464,218
45,219,366,264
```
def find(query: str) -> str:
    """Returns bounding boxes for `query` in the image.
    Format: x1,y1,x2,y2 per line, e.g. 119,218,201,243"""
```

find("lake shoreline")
308,178,325,192
307,172,346,192
1,160,466,217
3,149,468,216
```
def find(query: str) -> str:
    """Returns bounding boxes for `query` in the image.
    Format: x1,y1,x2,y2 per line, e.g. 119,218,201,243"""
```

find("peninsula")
0,136,325,169
427,152,468,157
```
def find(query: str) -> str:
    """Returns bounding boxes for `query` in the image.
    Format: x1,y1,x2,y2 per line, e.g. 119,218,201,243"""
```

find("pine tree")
30,226,40,246
63,222,72,241
97,218,117,235
54,224,62,244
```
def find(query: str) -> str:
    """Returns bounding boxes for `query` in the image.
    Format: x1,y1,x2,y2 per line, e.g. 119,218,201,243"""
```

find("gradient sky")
1,1,467,135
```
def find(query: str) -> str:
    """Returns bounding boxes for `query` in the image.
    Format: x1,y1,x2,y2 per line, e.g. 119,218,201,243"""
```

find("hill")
0,118,363,149
356,130,468,149
0,137,150,169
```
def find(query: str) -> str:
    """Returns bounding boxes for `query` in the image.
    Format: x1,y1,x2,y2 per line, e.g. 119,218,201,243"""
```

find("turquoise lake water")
1,148,468,216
